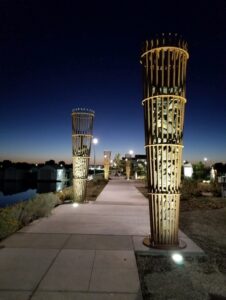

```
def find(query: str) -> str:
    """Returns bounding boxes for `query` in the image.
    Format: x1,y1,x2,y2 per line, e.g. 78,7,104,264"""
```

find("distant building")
0,169,4,180
183,162,193,178
4,167,27,180
210,167,216,181
135,154,147,163
218,175,226,197
37,165,67,181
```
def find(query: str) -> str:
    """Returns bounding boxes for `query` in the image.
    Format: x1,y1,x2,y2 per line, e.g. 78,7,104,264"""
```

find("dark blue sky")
0,0,225,164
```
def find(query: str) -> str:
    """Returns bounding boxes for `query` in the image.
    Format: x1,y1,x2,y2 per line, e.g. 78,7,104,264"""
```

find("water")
0,189,37,208
0,180,70,196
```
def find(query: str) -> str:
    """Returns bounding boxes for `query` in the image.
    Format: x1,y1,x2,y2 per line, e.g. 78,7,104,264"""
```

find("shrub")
19,193,60,226
56,187,73,202
0,193,60,240
0,204,23,240
180,179,201,200
181,179,222,200
197,182,221,196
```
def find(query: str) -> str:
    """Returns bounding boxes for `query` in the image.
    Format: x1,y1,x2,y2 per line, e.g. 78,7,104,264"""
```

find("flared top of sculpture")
72,108,95,116
141,33,188,57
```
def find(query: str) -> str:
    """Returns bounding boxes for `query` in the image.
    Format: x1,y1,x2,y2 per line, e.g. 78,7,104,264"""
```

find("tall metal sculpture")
125,159,131,180
72,108,95,202
141,33,189,248
104,151,111,180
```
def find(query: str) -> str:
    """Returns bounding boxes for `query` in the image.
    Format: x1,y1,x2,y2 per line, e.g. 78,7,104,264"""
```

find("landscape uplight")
171,253,184,264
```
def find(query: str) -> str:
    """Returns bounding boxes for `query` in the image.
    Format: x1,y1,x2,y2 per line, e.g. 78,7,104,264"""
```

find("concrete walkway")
0,179,203,300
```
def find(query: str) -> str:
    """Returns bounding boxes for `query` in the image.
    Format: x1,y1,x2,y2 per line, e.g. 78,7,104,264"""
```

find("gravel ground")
135,183,226,300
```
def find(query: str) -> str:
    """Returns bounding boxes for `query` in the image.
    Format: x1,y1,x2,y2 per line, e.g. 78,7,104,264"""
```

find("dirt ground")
56,178,107,202
135,182,226,300
86,179,107,201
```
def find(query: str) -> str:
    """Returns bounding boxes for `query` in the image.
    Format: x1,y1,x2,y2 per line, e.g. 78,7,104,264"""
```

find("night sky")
0,0,225,164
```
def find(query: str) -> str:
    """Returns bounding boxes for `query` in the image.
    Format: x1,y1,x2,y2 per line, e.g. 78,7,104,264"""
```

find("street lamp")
93,138,98,176
126,150,133,180
129,150,134,156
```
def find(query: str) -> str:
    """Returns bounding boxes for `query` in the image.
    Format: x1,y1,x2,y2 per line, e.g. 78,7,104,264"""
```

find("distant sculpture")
141,33,189,248
210,167,216,182
104,151,111,180
72,108,95,202
125,159,131,180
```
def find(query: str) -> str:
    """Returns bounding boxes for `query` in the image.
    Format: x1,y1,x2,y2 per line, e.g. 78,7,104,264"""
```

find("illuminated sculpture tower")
141,33,189,248
125,159,131,180
104,151,111,180
72,108,95,202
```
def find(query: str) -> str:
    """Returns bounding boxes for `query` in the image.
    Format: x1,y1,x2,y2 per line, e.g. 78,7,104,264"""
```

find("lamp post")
126,150,133,180
93,138,98,177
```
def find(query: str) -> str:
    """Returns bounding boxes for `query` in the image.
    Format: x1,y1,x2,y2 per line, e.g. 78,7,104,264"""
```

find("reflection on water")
0,180,70,196
37,181,68,193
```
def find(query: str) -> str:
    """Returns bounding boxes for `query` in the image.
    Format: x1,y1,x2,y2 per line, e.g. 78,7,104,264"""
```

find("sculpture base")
143,236,186,250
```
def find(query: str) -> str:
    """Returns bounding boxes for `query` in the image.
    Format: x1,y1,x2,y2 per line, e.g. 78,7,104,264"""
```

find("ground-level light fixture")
171,253,184,264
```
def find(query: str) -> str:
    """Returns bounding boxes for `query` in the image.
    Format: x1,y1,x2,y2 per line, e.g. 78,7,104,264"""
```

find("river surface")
0,180,70,196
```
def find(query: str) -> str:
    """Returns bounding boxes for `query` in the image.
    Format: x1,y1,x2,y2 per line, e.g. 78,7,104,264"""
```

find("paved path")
0,179,203,300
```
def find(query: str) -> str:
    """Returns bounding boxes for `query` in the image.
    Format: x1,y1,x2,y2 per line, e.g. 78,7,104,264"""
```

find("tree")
113,153,122,173
2,160,13,169
193,161,209,180
213,163,226,176
45,159,55,166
